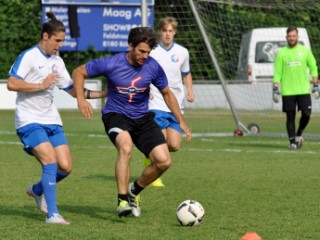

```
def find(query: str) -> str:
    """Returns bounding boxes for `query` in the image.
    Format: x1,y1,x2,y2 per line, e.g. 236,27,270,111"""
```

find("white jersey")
149,42,190,113
9,45,73,129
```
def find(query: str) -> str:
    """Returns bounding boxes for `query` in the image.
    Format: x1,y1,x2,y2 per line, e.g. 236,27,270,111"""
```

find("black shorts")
102,112,166,157
282,94,311,112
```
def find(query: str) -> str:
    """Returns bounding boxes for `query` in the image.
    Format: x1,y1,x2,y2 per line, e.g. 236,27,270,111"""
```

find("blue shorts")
16,123,68,156
150,110,182,134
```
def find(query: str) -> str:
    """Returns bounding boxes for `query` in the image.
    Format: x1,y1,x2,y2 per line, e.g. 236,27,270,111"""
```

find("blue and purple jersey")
86,52,168,119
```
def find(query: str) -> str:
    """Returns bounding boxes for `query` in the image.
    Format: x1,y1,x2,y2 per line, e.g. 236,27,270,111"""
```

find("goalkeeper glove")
273,85,280,103
312,83,320,99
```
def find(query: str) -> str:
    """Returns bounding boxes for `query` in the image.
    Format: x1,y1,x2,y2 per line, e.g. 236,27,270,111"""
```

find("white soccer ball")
176,200,205,227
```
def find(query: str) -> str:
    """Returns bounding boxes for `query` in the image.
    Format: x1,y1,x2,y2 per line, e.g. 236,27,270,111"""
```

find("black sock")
286,111,296,144
131,181,144,196
289,137,296,144
118,194,128,204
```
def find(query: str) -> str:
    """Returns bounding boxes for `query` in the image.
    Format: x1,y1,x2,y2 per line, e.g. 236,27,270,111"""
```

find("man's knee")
154,157,171,172
168,143,181,152
302,110,311,117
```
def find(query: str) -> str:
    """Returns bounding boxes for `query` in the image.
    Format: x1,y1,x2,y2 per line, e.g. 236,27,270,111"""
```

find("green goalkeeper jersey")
273,44,318,96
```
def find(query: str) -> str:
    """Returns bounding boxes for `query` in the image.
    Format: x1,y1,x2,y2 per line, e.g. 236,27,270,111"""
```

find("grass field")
1,110,320,240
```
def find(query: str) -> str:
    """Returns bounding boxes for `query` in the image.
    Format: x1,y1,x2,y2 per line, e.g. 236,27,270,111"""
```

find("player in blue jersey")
72,27,192,217
7,12,107,224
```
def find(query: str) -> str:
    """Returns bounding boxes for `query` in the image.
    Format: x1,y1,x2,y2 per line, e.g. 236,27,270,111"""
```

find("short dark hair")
41,12,66,39
128,27,158,49
287,26,298,34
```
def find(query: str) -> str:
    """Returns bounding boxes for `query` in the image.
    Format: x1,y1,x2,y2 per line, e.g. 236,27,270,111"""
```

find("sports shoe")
295,136,304,149
45,213,70,225
117,199,132,217
289,143,297,150
128,183,141,217
151,178,165,187
26,185,48,213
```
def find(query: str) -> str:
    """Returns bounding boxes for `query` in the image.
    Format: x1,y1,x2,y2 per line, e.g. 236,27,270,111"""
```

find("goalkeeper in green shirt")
273,26,318,150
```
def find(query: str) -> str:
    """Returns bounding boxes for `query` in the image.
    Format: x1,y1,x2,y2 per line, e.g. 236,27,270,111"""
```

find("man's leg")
33,142,69,224
115,131,133,217
144,157,165,187
138,144,171,187
145,127,182,187
286,111,297,149
296,110,311,148
130,144,171,217
296,95,312,149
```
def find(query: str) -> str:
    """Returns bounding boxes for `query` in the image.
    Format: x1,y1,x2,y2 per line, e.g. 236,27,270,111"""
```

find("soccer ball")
176,200,205,227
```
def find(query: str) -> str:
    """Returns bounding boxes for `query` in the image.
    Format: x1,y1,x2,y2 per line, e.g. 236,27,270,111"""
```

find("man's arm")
307,50,318,84
183,73,195,102
7,74,57,92
72,64,94,119
273,51,282,85
67,86,108,99
160,86,192,142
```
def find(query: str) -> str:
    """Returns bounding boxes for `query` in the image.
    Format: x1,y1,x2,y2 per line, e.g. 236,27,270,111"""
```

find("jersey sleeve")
8,51,33,80
181,49,190,75
273,50,283,83
307,49,318,77
86,57,109,78
56,63,73,91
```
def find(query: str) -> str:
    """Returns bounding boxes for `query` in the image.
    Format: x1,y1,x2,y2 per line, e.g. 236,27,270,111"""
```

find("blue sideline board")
42,1,154,52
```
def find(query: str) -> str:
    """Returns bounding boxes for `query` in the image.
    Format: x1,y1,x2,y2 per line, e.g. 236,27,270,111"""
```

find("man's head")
41,12,66,55
127,27,158,66
157,17,178,48
286,26,299,48
128,27,158,49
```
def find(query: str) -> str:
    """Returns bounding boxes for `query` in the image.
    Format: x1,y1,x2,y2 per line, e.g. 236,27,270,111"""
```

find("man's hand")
273,85,280,103
77,99,93,119
312,83,319,99
180,122,192,143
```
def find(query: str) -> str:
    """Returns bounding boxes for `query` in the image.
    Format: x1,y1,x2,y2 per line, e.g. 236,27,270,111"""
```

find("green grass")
1,110,320,239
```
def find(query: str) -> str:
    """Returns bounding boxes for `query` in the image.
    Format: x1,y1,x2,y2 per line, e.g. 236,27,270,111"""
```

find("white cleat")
289,143,297,150
26,185,48,214
295,136,304,149
45,213,70,225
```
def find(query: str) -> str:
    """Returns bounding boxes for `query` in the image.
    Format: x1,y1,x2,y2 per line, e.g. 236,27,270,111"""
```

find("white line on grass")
1,131,319,154
0,141,21,145
185,147,317,154
201,138,320,146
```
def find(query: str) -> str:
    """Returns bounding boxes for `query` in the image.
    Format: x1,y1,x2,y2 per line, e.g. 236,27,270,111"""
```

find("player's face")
159,24,176,48
43,31,66,55
130,42,151,66
286,30,298,47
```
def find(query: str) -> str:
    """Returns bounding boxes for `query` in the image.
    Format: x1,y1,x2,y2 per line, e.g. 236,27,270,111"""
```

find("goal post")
153,0,320,137
188,0,246,133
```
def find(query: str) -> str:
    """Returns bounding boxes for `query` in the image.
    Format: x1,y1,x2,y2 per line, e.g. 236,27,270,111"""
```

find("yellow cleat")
151,178,165,187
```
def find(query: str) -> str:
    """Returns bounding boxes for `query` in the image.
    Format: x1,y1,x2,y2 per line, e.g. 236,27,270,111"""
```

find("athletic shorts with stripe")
102,112,166,157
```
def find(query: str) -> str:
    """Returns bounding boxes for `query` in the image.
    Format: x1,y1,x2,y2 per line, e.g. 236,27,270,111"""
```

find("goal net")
153,0,320,137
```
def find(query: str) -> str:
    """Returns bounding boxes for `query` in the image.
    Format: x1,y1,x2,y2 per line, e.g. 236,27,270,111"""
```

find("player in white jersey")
7,12,107,224
145,17,195,187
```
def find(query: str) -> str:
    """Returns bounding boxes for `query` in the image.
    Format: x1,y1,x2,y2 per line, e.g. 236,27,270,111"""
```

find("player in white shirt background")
145,17,195,187
7,12,106,224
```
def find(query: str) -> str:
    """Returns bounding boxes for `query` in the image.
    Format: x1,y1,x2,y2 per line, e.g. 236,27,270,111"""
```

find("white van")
235,27,311,82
